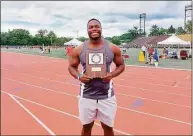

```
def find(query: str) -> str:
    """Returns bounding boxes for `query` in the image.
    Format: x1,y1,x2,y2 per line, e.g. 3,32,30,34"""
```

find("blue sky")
1,1,191,38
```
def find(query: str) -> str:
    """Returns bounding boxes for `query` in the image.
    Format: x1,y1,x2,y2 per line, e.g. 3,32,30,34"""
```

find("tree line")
1,20,192,46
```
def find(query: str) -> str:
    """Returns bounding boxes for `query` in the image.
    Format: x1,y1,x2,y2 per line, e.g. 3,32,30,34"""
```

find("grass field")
1,47,192,70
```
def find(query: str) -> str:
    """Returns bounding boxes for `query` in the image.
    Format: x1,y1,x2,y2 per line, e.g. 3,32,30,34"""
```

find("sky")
1,1,192,38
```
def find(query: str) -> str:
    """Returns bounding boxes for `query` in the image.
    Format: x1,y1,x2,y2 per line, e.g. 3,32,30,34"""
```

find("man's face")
87,20,102,41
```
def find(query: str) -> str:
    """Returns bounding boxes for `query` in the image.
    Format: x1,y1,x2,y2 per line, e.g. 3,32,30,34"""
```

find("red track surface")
1,51,192,135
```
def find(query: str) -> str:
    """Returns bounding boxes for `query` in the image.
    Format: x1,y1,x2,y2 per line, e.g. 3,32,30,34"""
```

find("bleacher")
123,34,191,48
124,35,165,48
148,35,170,47
177,34,192,42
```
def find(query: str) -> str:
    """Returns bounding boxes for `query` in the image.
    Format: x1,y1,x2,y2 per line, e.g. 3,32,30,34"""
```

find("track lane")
1,78,191,135
2,69,191,107
2,61,191,90
1,93,51,135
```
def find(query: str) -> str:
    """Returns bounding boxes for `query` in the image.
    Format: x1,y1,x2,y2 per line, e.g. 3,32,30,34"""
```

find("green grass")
123,48,192,70
1,47,192,70
1,48,68,59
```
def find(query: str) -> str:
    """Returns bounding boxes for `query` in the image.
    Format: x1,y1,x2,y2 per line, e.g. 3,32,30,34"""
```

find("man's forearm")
68,66,80,79
110,64,125,78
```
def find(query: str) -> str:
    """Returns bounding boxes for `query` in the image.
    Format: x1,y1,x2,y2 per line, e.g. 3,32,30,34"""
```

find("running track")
1,51,192,135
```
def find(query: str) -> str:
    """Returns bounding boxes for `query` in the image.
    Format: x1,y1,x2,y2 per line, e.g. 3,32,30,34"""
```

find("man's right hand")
79,74,92,83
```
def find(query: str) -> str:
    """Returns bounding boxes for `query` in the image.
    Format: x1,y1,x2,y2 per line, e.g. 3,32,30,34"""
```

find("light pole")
139,13,146,37
184,4,192,30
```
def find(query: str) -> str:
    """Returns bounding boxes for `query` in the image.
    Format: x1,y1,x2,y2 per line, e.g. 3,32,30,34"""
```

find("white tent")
64,38,83,46
158,34,192,58
157,34,191,45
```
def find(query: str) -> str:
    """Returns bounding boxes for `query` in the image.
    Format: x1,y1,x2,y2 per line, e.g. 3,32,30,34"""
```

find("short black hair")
87,18,101,27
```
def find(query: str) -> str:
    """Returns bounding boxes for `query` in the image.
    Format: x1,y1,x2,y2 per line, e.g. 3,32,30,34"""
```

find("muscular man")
68,18,125,136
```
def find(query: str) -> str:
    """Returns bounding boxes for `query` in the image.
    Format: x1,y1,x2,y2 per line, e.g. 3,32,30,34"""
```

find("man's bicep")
113,47,124,66
69,50,80,68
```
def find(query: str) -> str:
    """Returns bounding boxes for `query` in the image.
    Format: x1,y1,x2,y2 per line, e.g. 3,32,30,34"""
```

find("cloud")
1,1,191,38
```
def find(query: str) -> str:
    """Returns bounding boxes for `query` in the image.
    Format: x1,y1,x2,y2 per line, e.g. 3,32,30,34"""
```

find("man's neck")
89,37,103,45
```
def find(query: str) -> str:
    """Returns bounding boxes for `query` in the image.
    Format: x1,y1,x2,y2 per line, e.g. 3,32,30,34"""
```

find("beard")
90,36,101,41
88,32,101,41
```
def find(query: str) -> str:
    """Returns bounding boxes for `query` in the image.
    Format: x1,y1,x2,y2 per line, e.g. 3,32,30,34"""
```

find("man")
65,45,73,58
141,45,146,58
68,18,125,136
148,46,154,64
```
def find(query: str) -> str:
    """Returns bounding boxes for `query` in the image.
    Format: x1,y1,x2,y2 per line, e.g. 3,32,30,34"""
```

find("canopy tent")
158,34,192,58
64,38,82,46
157,34,191,45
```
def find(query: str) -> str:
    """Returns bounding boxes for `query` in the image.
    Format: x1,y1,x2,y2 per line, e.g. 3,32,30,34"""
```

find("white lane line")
2,60,191,89
2,68,190,97
2,71,190,108
125,64,191,71
8,93,56,136
2,91,131,136
116,93,191,108
118,106,191,126
1,78,191,125
2,75,191,107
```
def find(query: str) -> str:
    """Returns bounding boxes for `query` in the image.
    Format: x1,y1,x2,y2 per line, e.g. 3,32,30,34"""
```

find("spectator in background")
162,47,168,59
148,46,154,57
65,45,73,58
48,46,50,53
165,48,168,55
141,45,146,58
148,46,154,65
153,48,159,67
153,48,159,61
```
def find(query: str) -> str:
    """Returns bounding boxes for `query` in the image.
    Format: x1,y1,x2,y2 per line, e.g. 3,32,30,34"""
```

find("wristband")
77,73,82,80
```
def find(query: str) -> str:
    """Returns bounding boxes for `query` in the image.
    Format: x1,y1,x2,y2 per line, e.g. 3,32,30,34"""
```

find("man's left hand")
102,73,113,82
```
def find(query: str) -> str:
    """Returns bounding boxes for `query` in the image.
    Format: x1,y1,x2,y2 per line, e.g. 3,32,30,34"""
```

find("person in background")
153,48,159,67
162,47,168,59
148,46,154,64
141,45,146,58
48,46,51,53
66,45,73,58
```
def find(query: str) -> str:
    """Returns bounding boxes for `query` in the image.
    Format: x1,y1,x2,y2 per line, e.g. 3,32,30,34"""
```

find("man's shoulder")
73,41,87,55
73,44,83,52
105,40,120,53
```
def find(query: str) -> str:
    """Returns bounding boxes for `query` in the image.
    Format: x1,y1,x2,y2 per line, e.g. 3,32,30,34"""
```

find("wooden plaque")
85,51,107,78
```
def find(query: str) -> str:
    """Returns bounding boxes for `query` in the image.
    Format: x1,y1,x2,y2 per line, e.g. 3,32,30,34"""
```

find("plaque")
85,51,107,78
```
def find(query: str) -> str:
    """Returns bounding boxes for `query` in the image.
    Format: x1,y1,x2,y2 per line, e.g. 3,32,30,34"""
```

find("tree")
1,32,9,45
167,25,175,34
185,20,192,34
47,30,57,45
149,25,160,36
158,28,168,35
5,29,32,45
128,26,140,40
111,36,121,45
176,27,186,35
37,29,48,37
2,22,189,46
104,37,112,41
35,29,49,45
119,33,133,43
77,37,88,42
